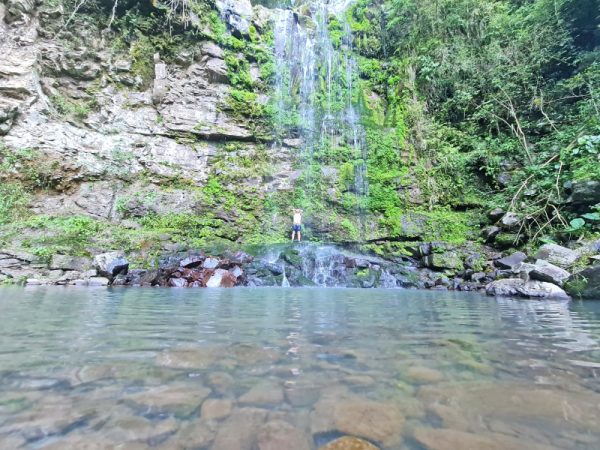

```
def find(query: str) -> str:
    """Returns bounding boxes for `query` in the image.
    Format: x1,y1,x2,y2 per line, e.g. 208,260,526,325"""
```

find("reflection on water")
0,287,599,449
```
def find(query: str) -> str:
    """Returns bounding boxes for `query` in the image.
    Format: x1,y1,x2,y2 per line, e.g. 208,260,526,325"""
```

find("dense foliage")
350,0,600,246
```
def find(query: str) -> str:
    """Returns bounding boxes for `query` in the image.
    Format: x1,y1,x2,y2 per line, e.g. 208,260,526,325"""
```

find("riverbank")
2,238,598,299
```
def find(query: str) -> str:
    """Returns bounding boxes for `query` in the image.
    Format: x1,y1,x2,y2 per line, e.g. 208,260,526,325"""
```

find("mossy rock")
282,249,303,268
494,233,523,249
429,252,464,272
564,265,600,299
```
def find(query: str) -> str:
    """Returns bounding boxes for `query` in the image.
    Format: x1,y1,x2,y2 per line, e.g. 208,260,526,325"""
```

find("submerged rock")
256,420,311,450
319,436,379,450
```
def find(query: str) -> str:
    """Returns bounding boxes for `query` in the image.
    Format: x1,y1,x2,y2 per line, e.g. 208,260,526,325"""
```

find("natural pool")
0,287,599,449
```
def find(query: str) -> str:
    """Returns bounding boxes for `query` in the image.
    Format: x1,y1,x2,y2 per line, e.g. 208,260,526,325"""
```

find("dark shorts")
292,224,302,232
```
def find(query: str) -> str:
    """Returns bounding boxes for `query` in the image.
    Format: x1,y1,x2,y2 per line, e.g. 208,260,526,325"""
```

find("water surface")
1,287,599,449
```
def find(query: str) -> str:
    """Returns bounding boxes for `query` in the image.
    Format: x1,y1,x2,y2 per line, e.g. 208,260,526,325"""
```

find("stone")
488,207,505,222
239,382,284,406
206,372,234,394
486,278,569,299
517,280,570,299
88,277,110,286
413,427,558,450
485,278,524,296
499,212,520,229
204,57,229,83
201,398,232,421
94,252,129,278
312,399,405,448
565,264,600,299
212,407,268,450
216,0,253,37
471,272,487,283
206,268,238,287
406,366,444,383
535,244,579,268
319,436,379,450
201,41,225,59
5,0,35,23
180,254,205,268
203,257,220,269
230,265,243,278
50,255,93,271
427,252,464,272
126,385,211,416
494,232,522,249
481,226,501,242
256,420,311,450
529,260,571,286
568,180,600,207
155,347,221,369
169,277,188,287
495,252,527,270
228,250,254,264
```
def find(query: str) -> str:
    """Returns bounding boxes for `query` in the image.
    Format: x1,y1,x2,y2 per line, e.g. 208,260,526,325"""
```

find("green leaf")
569,218,585,230
582,213,600,221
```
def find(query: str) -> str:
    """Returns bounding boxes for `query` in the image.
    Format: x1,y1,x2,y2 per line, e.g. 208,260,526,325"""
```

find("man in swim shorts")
291,208,303,241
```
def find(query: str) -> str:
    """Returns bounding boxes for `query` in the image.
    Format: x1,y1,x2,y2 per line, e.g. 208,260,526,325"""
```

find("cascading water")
271,0,369,238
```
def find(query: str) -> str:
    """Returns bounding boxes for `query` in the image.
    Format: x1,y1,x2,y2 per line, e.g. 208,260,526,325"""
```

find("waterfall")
272,0,368,239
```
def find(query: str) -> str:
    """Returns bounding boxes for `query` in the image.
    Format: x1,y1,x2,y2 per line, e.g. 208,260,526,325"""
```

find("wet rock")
565,264,600,299
230,265,243,278
535,244,579,268
228,250,254,265
126,385,211,416
94,252,129,278
413,427,558,450
50,255,93,271
406,366,443,384
212,407,268,450
425,252,464,272
201,398,232,421
174,422,215,449
517,280,570,299
88,277,110,286
206,268,237,287
239,382,284,406
102,415,179,444
495,252,527,270
486,278,569,299
206,372,235,395
256,420,311,450
169,277,188,288
285,385,320,407
156,347,221,369
499,212,520,229
529,260,571,286
319,436,379,450
333,401,405,447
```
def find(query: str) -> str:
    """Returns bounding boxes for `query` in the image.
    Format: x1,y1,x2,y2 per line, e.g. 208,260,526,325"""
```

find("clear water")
1,287,600,449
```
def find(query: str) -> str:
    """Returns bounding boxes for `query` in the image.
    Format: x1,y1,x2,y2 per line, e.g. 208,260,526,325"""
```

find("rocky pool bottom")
1,287,600,450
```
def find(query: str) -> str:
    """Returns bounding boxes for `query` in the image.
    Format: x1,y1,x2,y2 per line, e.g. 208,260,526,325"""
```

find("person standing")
291,208,303,241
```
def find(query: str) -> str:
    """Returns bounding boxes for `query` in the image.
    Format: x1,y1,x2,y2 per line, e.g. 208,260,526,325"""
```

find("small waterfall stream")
272,0,369,238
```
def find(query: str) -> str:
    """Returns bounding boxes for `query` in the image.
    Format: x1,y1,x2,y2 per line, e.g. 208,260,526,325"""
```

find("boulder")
50,255,93,271
256,420,311,450
481,226,501,242
425,252,464,272
568,180,600,207
535,244,578,268
488,208,505,222
565,265,600,299
499,212,520,229
495,252,527,270
169,277,187,288
206,268,237,287
94,252,129,278
529,260,571,286
486,278,569,299
228,250,254,264
201,398,232,421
